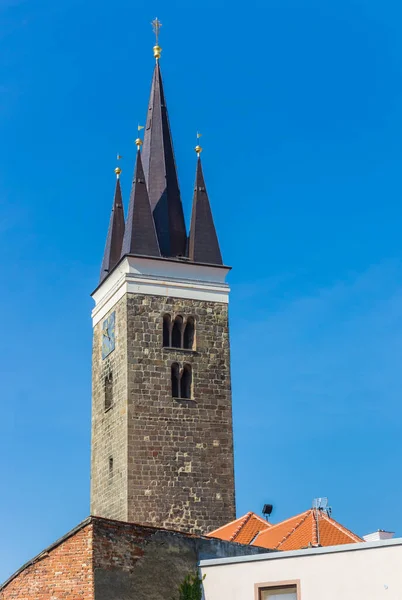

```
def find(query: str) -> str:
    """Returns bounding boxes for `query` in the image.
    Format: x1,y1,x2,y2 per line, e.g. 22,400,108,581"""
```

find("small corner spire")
151,17,162,60
121,147,160,258
99,163,125,283
188,145,223,265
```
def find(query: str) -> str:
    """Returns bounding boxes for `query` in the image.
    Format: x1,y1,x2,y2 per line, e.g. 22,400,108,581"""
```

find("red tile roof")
253,509,364,550
207,512,271,545
208,509,364,550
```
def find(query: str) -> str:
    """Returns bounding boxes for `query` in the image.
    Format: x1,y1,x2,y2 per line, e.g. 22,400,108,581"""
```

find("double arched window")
171,363,192,399
163,315,195,350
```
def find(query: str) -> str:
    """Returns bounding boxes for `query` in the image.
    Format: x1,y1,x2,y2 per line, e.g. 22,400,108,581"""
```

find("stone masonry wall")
126,294,235,534
91,295,128,521
91,291,236,534
0,523,93,600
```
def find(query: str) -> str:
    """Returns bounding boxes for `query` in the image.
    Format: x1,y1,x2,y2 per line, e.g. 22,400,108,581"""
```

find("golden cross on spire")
151,18,162,44
151,18,162,60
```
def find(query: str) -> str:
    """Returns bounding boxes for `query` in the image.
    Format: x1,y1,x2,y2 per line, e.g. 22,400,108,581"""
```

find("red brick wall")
0,524,94,600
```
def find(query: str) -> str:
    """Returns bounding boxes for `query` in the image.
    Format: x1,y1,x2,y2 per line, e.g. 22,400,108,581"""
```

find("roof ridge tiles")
312,510,319,546
206,513,251,537
230,512,253,542
251,513,273,527
276,511,312,549
264,510,310,532
253,510,311,548
320,512,364,543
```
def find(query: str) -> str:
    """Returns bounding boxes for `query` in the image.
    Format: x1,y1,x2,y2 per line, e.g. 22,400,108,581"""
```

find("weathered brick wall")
126,294,235,533
92,518,267,600
90,291,235,534
91,295,128,521
0,524,93,600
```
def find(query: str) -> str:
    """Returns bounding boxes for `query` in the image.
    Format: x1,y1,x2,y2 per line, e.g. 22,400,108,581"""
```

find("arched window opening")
183,317,195,350
105,373,113,411
171,315,183,348
171,363,180,398
163,314,171,347
181,364,192,399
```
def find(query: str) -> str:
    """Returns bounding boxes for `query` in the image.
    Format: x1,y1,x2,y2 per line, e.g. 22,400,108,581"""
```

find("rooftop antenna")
312,497,332,547
312,497,331,515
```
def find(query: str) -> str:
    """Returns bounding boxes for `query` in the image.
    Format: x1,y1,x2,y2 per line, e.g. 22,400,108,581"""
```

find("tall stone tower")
90,24,235,534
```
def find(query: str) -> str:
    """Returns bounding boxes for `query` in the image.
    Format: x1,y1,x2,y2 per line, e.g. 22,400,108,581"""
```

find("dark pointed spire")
99,169,125,283
121,148,160,258
188,153,223,265
141,62,187,258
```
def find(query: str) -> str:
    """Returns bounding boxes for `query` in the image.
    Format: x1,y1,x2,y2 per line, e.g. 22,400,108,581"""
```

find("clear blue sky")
1,0,402,582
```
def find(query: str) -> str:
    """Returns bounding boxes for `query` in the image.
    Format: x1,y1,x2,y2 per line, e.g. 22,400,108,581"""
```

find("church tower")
90,22,235,534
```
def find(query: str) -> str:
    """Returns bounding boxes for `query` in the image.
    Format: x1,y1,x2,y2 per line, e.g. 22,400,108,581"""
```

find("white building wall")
363,530,394,542
200,539,402,600
92,255,231,326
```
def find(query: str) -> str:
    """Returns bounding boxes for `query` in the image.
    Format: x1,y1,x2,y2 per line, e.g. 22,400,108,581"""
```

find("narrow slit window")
181,364,192,399
108,456,114,478
171,315,183,348
105,373,113,411
163,314,171,347
171,363,180,398
183,317,195,350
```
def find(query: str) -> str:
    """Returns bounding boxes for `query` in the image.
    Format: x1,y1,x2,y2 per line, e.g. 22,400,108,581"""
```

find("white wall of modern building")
200,538,402,600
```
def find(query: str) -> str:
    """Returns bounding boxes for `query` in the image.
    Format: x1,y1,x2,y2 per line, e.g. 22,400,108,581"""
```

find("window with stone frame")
171,362,180,398
171,362,193,399
163,314,195,349
181,364,192,398
104,372,113,411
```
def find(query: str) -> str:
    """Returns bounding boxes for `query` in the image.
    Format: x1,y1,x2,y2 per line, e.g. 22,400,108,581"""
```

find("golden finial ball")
153,45,162,59
135,138,143,148
114,167,122,176
195,145,203,154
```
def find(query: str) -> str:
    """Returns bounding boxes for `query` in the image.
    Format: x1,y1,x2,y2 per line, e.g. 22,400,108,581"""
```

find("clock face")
102,311,116,359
